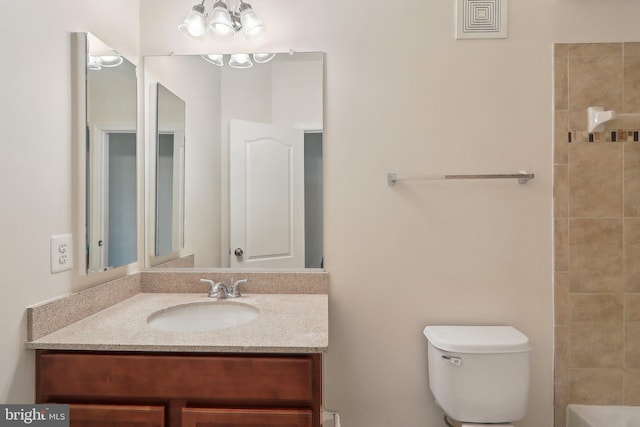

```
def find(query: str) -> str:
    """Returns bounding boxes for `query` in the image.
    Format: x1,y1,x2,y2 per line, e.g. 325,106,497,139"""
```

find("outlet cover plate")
51,234,73,273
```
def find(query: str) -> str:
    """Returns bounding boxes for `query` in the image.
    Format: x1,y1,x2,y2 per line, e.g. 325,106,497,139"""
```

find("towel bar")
387,171,534,186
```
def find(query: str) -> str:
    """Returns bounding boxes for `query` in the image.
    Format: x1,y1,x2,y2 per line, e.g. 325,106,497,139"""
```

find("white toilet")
423,325,531,427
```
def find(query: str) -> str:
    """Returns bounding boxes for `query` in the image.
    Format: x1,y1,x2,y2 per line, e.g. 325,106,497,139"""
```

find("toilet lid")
423,325,531,353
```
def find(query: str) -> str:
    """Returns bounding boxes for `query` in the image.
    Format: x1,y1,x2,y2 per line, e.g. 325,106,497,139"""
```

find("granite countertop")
26,293,328,353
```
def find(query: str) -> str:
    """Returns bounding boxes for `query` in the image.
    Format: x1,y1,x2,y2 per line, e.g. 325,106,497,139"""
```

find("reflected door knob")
234,248,244,257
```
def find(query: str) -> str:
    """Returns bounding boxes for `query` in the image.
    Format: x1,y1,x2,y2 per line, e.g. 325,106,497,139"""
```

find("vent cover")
456,0,508,39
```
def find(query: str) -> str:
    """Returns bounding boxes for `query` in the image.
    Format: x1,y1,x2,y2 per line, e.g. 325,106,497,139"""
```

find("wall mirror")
154,83,186,259
74,32,138,275
145,52,323,270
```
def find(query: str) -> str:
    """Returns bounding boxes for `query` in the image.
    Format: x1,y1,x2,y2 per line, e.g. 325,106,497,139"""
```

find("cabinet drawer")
182,408,312,427
69,404,164,427
38,353,317,403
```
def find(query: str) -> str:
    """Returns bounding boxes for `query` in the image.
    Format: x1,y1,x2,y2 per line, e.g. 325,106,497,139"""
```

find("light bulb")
252,53,275,63
208,1,235,41
96,55,123,67
178,3,207,41
202,54,224,66
87,56,102,70
239,4,265,41
229,53,253,69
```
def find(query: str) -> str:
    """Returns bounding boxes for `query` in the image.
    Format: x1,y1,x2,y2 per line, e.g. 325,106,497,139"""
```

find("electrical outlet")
51,234,73,273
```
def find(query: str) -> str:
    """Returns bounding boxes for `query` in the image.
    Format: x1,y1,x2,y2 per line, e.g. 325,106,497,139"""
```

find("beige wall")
0,0,140,403
137,2,624,427
3,1,640,427
554,42,640,427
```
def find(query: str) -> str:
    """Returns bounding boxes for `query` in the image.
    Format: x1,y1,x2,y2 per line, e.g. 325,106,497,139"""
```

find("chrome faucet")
200,279,229,299
200,278,248,299
229,279,248,298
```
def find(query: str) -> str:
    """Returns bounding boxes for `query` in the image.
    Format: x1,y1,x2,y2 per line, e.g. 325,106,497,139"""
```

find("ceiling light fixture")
201,52,275,68
179,0,266,42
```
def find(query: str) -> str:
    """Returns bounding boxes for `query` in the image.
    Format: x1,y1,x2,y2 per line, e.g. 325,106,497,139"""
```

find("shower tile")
555,325,570,375
624,56,640,113
568,55,623,112
624,42,640,57
568,111,587,132
624,219,640,292
569,142,623,218
554,382,567,427
625,295,640,368
569,219,623,293
569,219,624,293
570,294,623,368
555,43,569,58
571,294,623,323
555,219,569,272
556,41,640,416
555,57,569,111
555,325,570,427
568,43,622,58
624,369,640,405
555,111,569,164
555,273,570,325
554,165,568,218
624,142,640,216
569,368,623,405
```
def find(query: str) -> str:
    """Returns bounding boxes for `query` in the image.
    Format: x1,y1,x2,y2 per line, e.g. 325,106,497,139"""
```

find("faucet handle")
201,278,224,298
229,279,248,298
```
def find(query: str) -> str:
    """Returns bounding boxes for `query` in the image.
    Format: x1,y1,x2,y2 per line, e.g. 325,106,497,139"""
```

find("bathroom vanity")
36,351,322,427
27,273,329,427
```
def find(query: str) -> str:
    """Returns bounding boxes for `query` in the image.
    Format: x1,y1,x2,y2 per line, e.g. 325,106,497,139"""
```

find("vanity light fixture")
201,52,275,68
178,2,208,40
179,0,266,42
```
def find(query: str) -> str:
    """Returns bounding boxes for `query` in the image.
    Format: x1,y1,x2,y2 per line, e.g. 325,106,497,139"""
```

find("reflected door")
107,133,137,268
87,130,136,273
229,119,305,268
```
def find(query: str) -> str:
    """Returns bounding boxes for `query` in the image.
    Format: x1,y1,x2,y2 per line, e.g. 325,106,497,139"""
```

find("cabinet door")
182,408,312,427
70,404,164,427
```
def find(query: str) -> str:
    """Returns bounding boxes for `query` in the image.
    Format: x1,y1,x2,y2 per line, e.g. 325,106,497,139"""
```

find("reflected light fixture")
202,54,224,66
179,0,266,42
87,54,123,71
95,55,123,67
228,53,253,68
252,52,275,63
201,52,275,68
87,34,124,71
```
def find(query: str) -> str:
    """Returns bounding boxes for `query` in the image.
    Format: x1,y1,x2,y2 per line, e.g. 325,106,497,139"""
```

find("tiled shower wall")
554,43,640,427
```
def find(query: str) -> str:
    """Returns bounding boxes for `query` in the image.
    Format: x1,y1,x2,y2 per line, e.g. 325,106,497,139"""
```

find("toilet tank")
423,325,531,424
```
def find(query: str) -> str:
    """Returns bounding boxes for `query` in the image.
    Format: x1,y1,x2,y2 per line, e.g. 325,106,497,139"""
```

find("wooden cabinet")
69,404,165,427
36,351,322,427
182,408,312,427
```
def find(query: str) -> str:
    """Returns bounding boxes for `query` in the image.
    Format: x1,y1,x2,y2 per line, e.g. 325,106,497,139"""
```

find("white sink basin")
147,301,259,332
